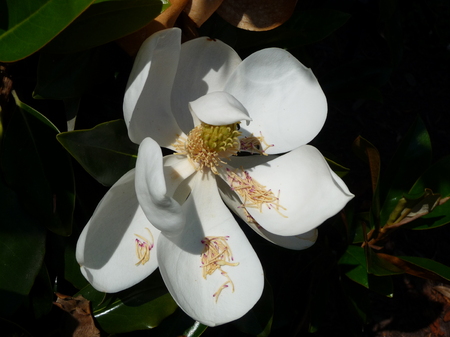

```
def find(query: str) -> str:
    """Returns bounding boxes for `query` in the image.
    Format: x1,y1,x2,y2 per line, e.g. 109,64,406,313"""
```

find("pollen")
134,228,154,266
200,236,239,302
227,168,287,217
173,122,241,175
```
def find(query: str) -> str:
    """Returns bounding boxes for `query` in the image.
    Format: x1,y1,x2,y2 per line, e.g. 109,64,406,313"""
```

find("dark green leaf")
43,0,170,54
57,119,138,186
182,321,208,337
1,92,75,236
0,178,46,316
77,271,177,333
379,117,432,227
0,0,95,62
339,245,401,292
28,263,53,319
325,157,350,178
398,256,450,281
407,156,450,229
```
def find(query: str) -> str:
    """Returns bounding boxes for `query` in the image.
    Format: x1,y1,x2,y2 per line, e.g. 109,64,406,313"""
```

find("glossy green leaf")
233,279,273,337
78,271,177,333
0,179,46,316
379,117,432,227
57,119,138,186
0,0,95,62
406,156,450,229
339,245,369,288
43,0,170,54
325,157,350,178
339,245,400,294
1,92,74,236
182,321,208,337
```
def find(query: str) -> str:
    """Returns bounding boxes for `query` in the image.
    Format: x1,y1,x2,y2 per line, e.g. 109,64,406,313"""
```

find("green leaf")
233,279,273,337
339,245,400,294
1,92,75,236
407,156,450,230
325,157,350,178
379,117,432,227
43,0,170,54
28,263,53,319
182,321,208,337
339,245,369,288
0,178,46,317
0,0,95,62
78,271,177,333
57,119,138,186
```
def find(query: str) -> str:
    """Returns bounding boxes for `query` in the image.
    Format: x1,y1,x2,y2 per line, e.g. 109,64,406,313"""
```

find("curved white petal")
220,146,354,236
124,28,182,147
136,138,190,236
224,48,327,154
76,169,160,293
189,92,251,126
171,37,242,133
157,173,264,326
217,178,318,250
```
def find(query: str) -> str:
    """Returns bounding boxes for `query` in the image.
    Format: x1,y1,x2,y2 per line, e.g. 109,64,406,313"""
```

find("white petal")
224,48,327,154
220,146,354,236
76,169,160,293
171,37,242,133
157,173,264,326
217,178,318,250
136,138,192,236
189,91,252,126
123,28,183,147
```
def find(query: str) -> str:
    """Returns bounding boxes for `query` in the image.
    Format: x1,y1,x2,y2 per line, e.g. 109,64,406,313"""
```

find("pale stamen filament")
134,227,154,266
227,168,287,218
200,236,239,302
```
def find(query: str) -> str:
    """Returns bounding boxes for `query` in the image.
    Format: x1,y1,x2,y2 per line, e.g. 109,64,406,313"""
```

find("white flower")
76,28,354,327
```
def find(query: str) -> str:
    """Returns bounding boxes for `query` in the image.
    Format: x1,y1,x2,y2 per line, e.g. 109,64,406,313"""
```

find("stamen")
240,132,273,155
173,123,241,175
227,168,287,217
134,228,154,266
200,236,239,302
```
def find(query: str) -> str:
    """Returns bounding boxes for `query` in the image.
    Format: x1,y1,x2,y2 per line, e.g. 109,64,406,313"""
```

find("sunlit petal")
157,174,264,326
76,169,160,293
171,36,242,133
217,177,318,250
189,91,251,126
220,146,354,236
135,138,190,236
224,48,327,154
124,28,183,147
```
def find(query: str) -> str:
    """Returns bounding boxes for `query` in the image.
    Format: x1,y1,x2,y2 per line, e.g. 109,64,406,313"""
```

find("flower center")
200,236,239,302
174,122,241,174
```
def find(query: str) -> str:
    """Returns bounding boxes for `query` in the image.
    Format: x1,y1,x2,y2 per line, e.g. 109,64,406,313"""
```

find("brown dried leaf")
116,0,190,57
54,293,100,337
183,0,224,28
217,0,298,31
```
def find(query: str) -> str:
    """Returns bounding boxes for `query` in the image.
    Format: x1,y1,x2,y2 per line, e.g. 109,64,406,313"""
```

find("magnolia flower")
76,27,353,327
